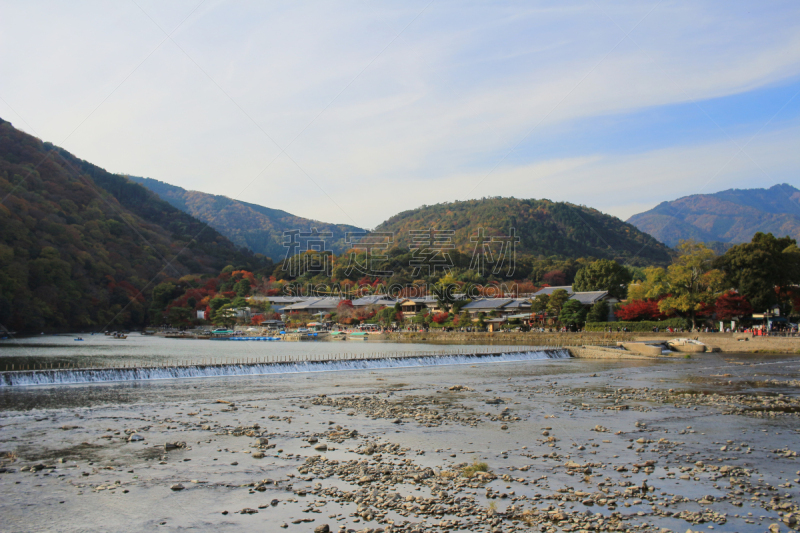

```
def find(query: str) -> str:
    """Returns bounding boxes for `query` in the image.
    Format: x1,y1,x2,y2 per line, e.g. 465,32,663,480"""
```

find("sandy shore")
1,353,799,532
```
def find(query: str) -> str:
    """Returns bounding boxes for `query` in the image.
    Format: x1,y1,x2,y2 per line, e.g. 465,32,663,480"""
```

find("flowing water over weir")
0,348,571,386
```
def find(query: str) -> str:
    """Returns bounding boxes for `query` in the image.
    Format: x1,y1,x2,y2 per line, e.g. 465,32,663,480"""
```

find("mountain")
627,184,800,247
128,176,365,261
0,118,266,332
374,197,673,265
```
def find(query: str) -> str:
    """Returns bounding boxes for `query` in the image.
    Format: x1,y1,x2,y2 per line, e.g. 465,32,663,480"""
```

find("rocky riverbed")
1,353,799,532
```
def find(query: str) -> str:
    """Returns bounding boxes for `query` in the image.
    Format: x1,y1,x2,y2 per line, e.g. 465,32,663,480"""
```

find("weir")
0,348,572,386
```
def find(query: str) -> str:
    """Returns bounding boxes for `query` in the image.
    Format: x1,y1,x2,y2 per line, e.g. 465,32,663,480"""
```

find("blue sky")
2,1,799,229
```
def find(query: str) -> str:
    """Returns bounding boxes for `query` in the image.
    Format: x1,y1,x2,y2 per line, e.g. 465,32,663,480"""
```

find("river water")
0,334,547,370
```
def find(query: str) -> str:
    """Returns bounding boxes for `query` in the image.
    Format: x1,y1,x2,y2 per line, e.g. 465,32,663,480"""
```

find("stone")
314,443,328,451
252,452,264,459
128,434,144,442
314,525,330,533
170,483,184,491
240,508,258,514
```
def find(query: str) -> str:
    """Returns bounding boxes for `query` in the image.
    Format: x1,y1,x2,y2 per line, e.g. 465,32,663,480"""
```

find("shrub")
462,460,489,478
584,318,687,332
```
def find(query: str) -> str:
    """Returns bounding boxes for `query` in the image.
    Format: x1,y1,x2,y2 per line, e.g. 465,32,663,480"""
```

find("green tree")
531,294,550,314
546,289,571,317
432,273,458,312
573,259,632,299
586,300,608,322
209,296,231,313
559,299,587,328
212,303,237,328
458,312,472,328
452,298,470,314
234,278,251,297
716,232,800,315
658,241,724,330
167,306,192,327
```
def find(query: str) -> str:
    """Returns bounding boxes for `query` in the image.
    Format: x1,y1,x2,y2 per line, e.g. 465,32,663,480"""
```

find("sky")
2,0,800,230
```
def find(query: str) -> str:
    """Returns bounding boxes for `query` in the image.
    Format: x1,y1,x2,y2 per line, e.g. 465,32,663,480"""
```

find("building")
398,297,440,319
568,291,618,321
351,295,397,308
249,296,308,314
280,297,343,315
460,298,531,318
531,286,618,322
531,286,574,297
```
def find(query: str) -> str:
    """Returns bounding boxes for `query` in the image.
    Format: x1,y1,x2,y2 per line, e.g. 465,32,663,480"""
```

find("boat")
348,331,369,340
74,337,84,341
112,333,127,339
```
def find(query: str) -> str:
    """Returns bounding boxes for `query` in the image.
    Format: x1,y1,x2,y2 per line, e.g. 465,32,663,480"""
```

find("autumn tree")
714,291,753,321
542,270,567,286
431,312,449,324
432,272,459,312
626,267,669,301
615,299,666,321
658,241,724,330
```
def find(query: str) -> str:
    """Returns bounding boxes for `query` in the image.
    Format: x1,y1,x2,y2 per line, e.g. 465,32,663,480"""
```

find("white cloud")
1,1,800,228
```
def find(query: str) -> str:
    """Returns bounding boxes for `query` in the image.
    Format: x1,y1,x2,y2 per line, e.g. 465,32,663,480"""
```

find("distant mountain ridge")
627,184,800,247
128,176,364,261
374,197,673,265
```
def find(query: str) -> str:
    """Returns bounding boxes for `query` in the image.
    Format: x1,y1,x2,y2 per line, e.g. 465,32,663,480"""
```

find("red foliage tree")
513,281,539,296
542,270,567,286
337,299,354,311
714,291,753,320
615,299,667,321
250,314,264,325
431,312,449,324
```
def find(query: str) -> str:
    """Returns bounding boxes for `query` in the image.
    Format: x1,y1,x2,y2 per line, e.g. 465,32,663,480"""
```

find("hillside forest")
0,118,268,332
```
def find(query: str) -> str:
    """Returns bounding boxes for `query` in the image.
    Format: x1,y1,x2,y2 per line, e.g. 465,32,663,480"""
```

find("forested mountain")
128,176,364,261
627,184,800,247
374,198,672,265
0,118,267,332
